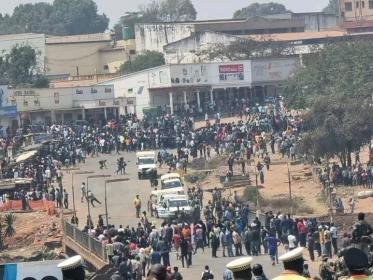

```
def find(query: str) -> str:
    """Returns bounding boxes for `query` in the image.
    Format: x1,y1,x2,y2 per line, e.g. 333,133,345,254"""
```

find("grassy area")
241,187,314,215
189,156,227,170
184,172,208,184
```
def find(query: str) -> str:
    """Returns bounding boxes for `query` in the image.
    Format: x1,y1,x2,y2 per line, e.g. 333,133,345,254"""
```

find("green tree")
0,0,108,36
233,2,290,19
49,0,109,35
323,0,339,14
158,0,197,21
0,45,48,88
113,12,144,40
285,41,373,109
201,38,293,61
284,41,373,166
299,96,372,167
114,0,197,40
119,51,165,74
0,213,16,250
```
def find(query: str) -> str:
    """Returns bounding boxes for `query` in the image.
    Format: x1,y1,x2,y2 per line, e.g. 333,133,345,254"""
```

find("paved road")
63,151,292,279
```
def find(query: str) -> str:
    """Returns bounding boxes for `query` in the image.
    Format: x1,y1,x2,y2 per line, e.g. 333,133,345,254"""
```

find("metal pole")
72,173,76,218
105,181,109,229
87,177,91,228
287,161,293,216
255,171,259,208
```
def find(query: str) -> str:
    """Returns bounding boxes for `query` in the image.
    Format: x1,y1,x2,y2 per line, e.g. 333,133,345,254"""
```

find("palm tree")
4,212,16,239
0,213,16,250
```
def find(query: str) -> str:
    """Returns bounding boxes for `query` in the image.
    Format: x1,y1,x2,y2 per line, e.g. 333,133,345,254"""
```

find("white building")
8,85,120,125
0,85,18,135
100,57,300,118
0,33,46,71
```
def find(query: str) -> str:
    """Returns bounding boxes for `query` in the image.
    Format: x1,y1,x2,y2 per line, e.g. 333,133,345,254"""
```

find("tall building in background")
339,0,373,32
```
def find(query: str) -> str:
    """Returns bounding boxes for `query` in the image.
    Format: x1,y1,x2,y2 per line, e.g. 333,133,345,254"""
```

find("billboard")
219,64,244,81
251,58,299,83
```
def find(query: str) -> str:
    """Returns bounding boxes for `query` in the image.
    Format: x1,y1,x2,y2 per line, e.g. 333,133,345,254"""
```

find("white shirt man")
288,234,297,250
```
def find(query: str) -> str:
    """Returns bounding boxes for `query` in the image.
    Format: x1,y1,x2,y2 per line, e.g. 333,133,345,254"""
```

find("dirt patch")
0,211,62,263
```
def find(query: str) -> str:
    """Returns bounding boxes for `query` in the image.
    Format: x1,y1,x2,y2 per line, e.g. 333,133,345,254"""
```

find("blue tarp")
4,263,17,280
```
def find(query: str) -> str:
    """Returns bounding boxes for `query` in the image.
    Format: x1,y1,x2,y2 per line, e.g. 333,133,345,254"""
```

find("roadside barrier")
0,199,56,215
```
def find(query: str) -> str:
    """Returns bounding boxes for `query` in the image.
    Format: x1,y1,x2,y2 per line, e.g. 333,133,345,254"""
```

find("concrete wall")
293,14,339,31
100,66,172,118
0,33,46,72
251,57,299,83
135,23,195,53
46,41,111,76
9,85,115,112
170,61,252,86
164,32,239,64
340,0,373,21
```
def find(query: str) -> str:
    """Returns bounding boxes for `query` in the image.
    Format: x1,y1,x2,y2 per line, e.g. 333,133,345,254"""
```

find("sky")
0,0,330,27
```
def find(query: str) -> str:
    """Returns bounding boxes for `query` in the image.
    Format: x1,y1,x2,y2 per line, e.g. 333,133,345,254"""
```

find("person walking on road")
133,195,142,218
80,182,86,203
63,189,69,209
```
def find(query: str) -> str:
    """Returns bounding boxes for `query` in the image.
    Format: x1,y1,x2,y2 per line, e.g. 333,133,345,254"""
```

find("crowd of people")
0,96,372,279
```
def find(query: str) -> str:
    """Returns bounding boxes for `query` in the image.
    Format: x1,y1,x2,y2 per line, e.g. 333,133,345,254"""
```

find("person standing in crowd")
133,195,142,218
273,247,307,280
264,232,281,265
226,257,253,280
201,265,214,280
330,223,338,256
171,266,183,280
264,153,271,171
252,264,268,280
344,247,370,280
351,212,373,256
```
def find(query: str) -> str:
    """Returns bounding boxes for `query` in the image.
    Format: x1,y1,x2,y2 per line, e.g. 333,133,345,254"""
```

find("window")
103,64,109,70
104,87,112,93
345,1,352,10
361,0,365,8
91,88,98,94
54,92,59,104
23,100,28,106
129,49,136,55
370,0,373,8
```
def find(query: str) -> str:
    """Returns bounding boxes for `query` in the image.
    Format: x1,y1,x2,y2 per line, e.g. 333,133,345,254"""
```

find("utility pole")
287,161,293,216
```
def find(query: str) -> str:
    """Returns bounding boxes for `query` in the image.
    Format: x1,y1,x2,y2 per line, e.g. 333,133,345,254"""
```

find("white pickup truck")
155,194,193,219
136,151,157,179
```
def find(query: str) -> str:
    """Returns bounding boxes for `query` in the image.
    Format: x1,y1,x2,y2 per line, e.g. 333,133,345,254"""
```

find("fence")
0,199,55,215
63,220,107,262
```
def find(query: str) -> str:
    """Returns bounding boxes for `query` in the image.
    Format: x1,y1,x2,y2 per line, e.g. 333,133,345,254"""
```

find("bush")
242,187,267,207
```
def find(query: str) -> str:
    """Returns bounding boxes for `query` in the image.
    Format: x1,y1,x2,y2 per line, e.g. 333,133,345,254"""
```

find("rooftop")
0,33,45,41
46,33,111,44
241,30,349,42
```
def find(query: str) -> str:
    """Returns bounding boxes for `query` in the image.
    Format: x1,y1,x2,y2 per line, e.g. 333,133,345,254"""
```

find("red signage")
219,64,244,73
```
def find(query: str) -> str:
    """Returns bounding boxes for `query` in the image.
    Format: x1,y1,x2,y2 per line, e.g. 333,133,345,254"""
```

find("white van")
136,151,157,179
155,194,193,219
160,173,183,192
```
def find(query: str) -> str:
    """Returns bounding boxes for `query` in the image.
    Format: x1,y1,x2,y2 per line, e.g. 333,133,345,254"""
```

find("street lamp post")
286,161,293,217
71,171,95,219
86,174,111,228
104,178,129,228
